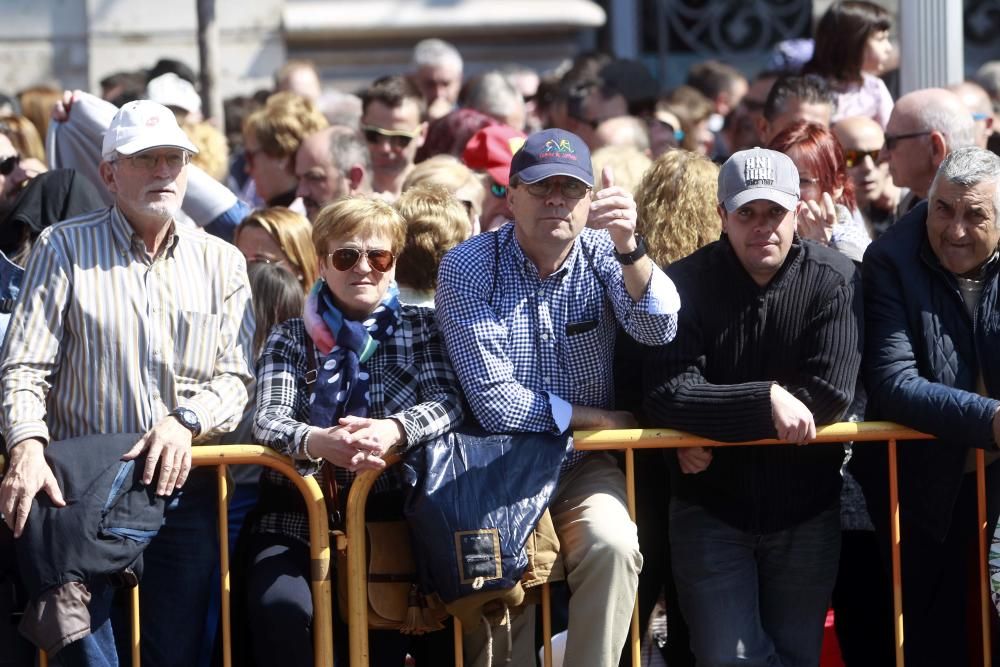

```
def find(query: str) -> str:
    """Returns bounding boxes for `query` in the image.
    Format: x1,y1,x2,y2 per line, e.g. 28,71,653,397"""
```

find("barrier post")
888,439,904,665
215,464,232,667
977,450,992,662
625,447,641,667
541,582,553,667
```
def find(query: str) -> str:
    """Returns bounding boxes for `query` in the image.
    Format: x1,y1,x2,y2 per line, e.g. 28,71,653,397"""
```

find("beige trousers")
463,453,642,666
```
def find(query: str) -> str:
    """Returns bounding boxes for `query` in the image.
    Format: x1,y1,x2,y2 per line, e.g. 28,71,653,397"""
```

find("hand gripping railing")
346,422,995,667
2,445,334,667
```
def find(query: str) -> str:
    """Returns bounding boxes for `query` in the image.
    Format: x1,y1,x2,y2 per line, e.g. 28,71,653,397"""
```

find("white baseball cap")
101,100,199,161
146,72,203,116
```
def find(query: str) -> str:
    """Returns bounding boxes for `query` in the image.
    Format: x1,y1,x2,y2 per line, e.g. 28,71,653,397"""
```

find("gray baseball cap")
718,147,800,212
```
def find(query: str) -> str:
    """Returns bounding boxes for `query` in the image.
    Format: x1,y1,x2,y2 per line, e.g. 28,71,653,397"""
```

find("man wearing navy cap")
643,147,862,666
436,129,680,665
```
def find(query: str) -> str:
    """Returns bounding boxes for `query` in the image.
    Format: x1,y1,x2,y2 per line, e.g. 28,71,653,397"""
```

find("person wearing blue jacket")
857,146,1000,665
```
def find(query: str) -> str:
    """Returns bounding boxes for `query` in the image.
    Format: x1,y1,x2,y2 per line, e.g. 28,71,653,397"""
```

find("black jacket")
858,201,1000,541
643,235,863,532
15,434,165,654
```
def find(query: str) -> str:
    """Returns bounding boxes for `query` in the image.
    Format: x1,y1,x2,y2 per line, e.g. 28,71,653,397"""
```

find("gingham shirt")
435,224,680,469
0,206,254,445
252,308,463,543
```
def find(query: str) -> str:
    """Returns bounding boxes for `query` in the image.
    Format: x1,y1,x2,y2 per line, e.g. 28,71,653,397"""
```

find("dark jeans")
58,470,218,667
669,499,840,667
245,531,453,667
864,463,1000,667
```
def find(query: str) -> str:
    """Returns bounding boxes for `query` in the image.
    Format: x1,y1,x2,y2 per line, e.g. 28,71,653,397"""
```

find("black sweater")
642,236,863,532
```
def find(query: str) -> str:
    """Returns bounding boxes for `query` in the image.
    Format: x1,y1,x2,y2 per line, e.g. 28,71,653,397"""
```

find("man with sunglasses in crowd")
882,88,977,217
436,128,680,666
833,115,901,238
360,75,427,200
0,100,254,667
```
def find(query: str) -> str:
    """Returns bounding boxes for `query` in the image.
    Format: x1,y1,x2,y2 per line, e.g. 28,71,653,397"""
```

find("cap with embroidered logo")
509,128,594,187
718,147,800,212
101,99,198,162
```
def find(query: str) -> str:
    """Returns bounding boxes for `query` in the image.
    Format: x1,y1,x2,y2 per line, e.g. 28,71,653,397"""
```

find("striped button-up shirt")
0,206,255,446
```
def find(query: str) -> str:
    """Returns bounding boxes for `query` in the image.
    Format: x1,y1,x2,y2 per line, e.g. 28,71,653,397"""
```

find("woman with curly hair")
634,149,720,266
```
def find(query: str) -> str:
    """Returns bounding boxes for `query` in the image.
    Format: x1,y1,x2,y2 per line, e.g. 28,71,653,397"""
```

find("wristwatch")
169,407,201,437
613,234,648,265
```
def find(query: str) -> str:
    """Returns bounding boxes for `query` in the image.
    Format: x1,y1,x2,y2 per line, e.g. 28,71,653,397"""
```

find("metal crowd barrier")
11,445,334,667
346,421,994,667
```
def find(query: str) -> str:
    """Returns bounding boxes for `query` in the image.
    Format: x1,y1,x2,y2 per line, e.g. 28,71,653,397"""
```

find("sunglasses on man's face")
0,154,20,176
362,125,419,150
843,148,881,168
327,248,395,273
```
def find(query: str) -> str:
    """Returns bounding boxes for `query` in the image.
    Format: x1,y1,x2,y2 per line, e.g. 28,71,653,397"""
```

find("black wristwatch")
613,234,648,265
169,407,201,437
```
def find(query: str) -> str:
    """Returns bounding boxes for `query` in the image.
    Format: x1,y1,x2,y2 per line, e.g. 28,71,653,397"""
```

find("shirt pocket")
559,314,607,396
174,310,221,382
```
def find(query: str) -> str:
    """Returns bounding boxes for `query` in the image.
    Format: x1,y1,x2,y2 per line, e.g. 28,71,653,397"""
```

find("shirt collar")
110,205,180,260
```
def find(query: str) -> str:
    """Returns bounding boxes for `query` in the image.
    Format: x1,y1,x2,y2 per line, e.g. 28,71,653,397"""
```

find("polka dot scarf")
302,279,402,427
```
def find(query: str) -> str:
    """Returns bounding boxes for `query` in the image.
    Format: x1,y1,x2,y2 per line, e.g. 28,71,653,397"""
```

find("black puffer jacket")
859,201,1000,541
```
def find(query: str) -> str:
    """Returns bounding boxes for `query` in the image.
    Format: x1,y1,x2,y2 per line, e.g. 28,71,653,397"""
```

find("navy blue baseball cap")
508,128,594,187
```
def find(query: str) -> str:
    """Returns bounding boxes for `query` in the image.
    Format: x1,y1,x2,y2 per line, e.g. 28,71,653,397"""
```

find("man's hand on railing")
677,446,713,474
770,384,816,444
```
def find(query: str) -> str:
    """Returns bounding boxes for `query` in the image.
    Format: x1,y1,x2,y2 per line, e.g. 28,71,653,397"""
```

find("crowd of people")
1,1,1000,666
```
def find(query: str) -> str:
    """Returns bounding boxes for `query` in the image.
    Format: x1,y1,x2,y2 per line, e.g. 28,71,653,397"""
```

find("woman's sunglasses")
327,248,395,273
0,154,20,176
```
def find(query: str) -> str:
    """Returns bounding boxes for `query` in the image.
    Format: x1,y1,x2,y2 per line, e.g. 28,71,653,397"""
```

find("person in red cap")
461,125,525,232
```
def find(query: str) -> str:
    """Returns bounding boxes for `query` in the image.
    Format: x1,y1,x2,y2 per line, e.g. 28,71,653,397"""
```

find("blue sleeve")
204,201,251,243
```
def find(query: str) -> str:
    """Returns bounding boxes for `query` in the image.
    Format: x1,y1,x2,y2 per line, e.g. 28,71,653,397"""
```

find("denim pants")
56,470,218,667
668,499,840,667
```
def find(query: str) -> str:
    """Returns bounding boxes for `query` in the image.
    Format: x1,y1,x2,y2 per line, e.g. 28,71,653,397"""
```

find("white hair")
412,39,463,72
916,98,977,151
929,146,1000,223
462,71,524,123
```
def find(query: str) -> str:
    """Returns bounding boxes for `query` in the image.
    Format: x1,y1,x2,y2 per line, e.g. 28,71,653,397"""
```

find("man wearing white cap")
0,100,254,666
643,147,863,667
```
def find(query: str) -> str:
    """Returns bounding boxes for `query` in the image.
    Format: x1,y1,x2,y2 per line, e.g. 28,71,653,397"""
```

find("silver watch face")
174,408,199,432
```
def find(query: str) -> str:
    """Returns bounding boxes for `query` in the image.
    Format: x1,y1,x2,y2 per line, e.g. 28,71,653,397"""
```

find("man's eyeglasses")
0,154,19,176
843,148,881,168
114,151,190,171
883,131,932,152
520,179,591,200
362,125,420,150
490,182,507,199
327,248,395,273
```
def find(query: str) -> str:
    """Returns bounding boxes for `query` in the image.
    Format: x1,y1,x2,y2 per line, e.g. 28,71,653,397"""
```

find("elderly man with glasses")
0,100,254,667
882,88,977,217
436,128,680,666
360,75,428,200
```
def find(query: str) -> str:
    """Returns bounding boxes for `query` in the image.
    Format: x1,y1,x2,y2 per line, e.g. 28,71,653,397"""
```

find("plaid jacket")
251,306,463,543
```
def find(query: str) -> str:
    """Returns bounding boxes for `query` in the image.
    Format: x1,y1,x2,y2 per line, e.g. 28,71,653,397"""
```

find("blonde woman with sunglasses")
246,196,463,666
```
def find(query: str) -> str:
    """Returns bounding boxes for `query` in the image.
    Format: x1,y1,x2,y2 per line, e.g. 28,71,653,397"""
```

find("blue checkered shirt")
435,224,680,470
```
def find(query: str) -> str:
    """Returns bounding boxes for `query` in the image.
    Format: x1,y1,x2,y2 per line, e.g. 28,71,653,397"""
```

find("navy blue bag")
400,425,571,603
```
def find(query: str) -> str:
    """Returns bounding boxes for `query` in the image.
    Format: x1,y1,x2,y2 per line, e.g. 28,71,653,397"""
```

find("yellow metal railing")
347,421,994,667
8,445,334,667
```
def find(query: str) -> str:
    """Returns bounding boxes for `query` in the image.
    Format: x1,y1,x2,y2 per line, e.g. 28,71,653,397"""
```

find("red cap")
462,125,526,186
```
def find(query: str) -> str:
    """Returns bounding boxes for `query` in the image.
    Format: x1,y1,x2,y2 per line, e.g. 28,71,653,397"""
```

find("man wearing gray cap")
643,147,863,666
0,100,254,666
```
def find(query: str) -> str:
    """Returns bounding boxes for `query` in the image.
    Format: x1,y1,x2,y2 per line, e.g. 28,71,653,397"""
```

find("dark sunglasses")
362,125,419,150
0,154,20,176
327,248,395,273
843,148,881,168
521,179,591,199
883,131,931,152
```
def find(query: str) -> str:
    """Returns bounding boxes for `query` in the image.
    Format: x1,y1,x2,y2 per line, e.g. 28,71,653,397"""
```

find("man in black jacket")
644,147,863,667
858,146,1000,665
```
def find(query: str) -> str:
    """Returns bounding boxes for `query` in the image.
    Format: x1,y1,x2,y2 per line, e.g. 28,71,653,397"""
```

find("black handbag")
400,425,570,603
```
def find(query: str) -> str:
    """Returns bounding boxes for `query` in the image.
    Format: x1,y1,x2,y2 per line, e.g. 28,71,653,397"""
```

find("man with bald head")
833,116,900,236
593,115,651,154
883,88,977,215
950,80,996,150
294,126,371,221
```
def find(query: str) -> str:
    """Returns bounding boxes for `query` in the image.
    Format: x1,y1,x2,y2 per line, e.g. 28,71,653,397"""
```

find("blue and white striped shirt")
435,223,680,467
